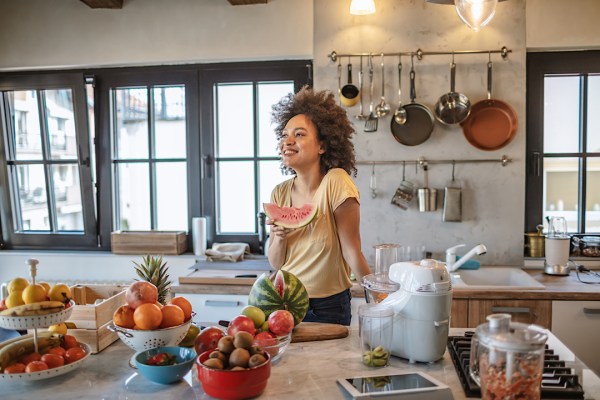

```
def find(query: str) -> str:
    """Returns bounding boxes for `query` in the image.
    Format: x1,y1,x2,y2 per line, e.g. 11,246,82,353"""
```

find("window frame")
526,50,600,234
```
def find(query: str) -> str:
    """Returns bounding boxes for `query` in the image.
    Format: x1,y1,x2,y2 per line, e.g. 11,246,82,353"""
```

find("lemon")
22,284,48,304
5,290,25,308
38,281,51,294
48,323,68,335
48,283,72,302
7,277,29,294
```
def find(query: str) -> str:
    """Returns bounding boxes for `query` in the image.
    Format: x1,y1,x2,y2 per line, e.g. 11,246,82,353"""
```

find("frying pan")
434,59,471,125
340,63,360,107
461,61,518,151
390,58,434,146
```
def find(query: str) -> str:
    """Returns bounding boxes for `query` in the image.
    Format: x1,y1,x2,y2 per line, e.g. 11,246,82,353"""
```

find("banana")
0,334,61,372
0,301,65,317
0,331,55,352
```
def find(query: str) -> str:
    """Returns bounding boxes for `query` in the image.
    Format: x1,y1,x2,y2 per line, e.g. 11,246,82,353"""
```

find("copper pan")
461,61,518,151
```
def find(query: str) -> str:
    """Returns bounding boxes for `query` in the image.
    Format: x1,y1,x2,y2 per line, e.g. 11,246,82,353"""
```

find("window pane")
217,161,254,233
45,89,77,160
156,162,188,231
544,157,579,232
587,75,600,152
17,164,50,231
259,160,289,207
216,84,253,157
114,88,148,159
52,164,83,231
154,86,186,159
258,82,294,157
586,158,600,233
116,163,150,230
10,90,43,160
544,76,580,153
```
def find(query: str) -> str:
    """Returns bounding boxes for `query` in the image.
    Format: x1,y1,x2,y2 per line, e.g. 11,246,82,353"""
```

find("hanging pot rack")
357,155,511,168
328,46,511,62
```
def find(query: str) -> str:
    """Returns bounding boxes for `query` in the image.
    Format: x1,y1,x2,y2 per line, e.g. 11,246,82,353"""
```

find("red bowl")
196,350,271,400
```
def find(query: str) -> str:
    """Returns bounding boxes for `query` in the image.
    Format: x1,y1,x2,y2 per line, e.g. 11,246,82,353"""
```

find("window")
526,51,600,234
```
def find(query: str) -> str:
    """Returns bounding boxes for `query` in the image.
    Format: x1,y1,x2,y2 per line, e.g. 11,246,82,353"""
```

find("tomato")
227,315,256,336
62,334,78,349
41,353,65,369
25,361,49,373
20,352,42,365
64,347,86,364
4,363,26,373
267,310,294,335
194,326,225,355
147,352,177,366
46,346,66,357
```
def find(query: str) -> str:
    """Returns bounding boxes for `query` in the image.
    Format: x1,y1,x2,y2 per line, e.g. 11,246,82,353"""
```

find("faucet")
445,244,487,272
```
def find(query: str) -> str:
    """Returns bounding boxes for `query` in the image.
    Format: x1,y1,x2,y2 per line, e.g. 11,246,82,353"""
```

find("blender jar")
469,314,548,400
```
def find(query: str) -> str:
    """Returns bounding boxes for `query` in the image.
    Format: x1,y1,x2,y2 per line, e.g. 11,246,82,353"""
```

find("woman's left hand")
267,218,292,240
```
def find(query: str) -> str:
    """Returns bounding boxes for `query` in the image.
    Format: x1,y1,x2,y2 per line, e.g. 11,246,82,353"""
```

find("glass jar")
581,236,600,257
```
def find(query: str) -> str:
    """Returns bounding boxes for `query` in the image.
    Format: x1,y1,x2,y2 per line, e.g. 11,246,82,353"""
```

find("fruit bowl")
0,300,75,330
253,333,291,364
134,346,197,384
196,349,271,400
108,319,192,352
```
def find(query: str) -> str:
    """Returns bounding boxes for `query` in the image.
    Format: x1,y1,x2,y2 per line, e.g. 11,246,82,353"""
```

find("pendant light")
350,0,376,15
454,0,498,31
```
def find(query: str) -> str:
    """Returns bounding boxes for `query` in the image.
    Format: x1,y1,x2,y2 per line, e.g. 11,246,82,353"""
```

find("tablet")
337,371,453,399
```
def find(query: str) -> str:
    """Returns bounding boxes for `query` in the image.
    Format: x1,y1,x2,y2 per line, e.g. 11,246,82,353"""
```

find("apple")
227,315,256,336
253,331,277,347
241,305,266,328
267,310,294,336
194,326,225,355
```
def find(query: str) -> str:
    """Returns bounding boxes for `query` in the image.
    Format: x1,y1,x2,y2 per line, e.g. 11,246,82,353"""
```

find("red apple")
227,315,256,336
267,310,294,336
253,330,277,347
194,326,225,354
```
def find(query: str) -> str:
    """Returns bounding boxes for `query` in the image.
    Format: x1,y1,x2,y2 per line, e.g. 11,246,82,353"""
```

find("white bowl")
0,301,75,330
108,319,192,352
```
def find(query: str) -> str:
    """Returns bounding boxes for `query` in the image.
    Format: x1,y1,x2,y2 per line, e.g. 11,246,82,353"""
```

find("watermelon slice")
263,203,317,229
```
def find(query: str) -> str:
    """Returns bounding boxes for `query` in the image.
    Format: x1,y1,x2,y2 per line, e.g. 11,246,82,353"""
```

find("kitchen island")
3,328,600,399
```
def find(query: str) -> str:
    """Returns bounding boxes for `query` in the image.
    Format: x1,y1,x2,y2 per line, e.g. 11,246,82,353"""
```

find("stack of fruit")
0,277,72,318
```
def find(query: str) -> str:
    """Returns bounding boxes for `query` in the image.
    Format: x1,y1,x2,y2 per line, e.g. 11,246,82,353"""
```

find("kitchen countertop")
3,328,600,399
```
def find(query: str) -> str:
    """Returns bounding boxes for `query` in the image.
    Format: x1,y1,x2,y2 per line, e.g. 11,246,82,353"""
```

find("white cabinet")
176,293,248,326
552,301,600,376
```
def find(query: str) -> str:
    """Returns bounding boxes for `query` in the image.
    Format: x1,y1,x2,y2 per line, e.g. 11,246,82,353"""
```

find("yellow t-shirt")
270,168,360,298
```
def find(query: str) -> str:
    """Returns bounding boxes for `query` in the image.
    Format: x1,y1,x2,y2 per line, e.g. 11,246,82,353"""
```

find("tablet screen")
345,373,438,393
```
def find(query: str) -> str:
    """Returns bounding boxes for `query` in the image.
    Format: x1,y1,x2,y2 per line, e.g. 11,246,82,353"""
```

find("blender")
544,216,574,275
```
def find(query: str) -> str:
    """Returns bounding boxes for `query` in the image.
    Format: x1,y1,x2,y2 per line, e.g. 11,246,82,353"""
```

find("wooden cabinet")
450,299,551,329
450,299,468,328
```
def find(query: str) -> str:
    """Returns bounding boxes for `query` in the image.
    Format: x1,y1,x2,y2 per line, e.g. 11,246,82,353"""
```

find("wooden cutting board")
291,322,349,343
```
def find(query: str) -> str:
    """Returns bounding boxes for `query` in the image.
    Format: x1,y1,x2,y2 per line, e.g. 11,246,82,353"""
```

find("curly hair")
271,86,357,177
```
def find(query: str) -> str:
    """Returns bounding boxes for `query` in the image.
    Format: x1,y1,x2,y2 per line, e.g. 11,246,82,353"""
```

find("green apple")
241,305,266,328
260,320,270,332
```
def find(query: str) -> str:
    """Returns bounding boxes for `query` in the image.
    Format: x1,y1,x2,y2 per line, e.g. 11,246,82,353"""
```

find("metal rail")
357,155,512,167
329,46,511,62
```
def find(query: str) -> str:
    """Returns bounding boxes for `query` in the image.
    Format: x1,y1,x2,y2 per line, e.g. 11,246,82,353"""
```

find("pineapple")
133,255,172,305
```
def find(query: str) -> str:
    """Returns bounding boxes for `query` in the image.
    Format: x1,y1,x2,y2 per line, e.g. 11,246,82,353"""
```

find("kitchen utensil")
374,243,400,275
544,216,571,275
253,332,291,363
548,216,568,238
417,164,437,212
434,56,471,125
364,54,378,132
358,303,394,367
391,161,414,210
469,314,548,400
108,319,192,352
369,163,377,199
361,273,400,304
525,224,545,257
337,57,342,106
355,56,368,120
390,56,435,146
442,161,462,222
461,58,518,151
340,62,360,107
291,322,349,342
393,57,407,125
375,54,390,118
382,259,452,363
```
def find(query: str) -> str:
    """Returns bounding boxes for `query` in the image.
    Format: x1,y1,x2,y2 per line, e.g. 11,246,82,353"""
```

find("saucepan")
340,62,360,107
434,56,471,125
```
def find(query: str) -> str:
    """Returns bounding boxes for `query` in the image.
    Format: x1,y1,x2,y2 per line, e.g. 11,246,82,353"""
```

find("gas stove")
447,332,585,399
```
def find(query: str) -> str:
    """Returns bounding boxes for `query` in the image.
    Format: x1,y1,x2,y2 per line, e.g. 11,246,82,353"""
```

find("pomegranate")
125,281,158,309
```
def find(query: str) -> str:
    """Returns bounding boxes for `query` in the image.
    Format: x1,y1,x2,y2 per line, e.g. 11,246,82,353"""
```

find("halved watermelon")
263,203,317,229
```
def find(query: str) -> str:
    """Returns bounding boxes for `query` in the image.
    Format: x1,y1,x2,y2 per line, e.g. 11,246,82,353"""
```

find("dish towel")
205,242,251,262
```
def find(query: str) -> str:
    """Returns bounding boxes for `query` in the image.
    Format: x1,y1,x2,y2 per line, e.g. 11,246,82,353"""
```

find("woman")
267,86,372,326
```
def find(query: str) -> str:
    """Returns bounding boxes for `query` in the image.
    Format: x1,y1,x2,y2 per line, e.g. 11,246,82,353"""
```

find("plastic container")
358,303,394,367
581,236,600,257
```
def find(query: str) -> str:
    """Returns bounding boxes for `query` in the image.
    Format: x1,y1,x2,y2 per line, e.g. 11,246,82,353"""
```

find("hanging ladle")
393,56,407,125
375,53,390,118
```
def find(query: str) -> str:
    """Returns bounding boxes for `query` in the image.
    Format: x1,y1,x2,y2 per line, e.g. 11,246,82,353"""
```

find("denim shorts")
302,289,352,326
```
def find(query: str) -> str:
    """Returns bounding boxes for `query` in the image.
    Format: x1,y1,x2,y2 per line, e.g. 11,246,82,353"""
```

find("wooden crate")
68,284,127,329
111,231,188,255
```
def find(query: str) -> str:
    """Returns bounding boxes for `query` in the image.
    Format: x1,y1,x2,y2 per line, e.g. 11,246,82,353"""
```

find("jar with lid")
581,236,600,257
469,314,548,400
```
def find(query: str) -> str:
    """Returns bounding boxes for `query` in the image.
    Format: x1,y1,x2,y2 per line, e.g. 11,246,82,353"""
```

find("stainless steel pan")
435,59,471,125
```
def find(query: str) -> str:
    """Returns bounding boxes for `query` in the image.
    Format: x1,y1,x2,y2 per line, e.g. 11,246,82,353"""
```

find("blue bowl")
134,346,197,384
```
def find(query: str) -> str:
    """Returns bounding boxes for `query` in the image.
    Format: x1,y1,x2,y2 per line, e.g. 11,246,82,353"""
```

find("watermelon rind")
263,203,318,229
248,270,309,326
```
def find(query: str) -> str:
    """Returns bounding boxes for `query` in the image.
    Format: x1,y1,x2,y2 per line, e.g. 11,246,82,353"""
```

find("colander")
108,319,192,352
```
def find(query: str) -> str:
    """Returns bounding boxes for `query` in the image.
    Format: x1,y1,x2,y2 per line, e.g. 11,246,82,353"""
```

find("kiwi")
229,366,246,371
228,348,250,368
248,353,267,368
209,350,228,367
202,358,224,370
233,331,254,350
249,345,263,355
217,336,235,354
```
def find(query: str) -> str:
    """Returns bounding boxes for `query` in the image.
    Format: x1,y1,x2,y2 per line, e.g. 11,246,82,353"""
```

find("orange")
48,283,71,302
5,290,25,308
169,296,193,321
160,304,185,329
7,277,29,294
133,303,163,330
113,305,136,329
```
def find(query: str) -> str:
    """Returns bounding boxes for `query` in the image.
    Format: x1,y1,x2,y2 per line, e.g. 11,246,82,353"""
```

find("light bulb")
350,0,376,15
454,0,498,31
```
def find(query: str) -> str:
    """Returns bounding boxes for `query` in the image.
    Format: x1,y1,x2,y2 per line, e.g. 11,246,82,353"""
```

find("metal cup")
418,188,437,212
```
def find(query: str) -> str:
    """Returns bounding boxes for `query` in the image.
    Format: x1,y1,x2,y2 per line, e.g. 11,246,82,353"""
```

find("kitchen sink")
451,267,545,290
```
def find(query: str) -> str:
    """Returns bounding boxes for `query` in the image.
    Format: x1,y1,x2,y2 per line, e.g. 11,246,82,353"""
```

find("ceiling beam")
80,0,123,9
227,0,268,5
